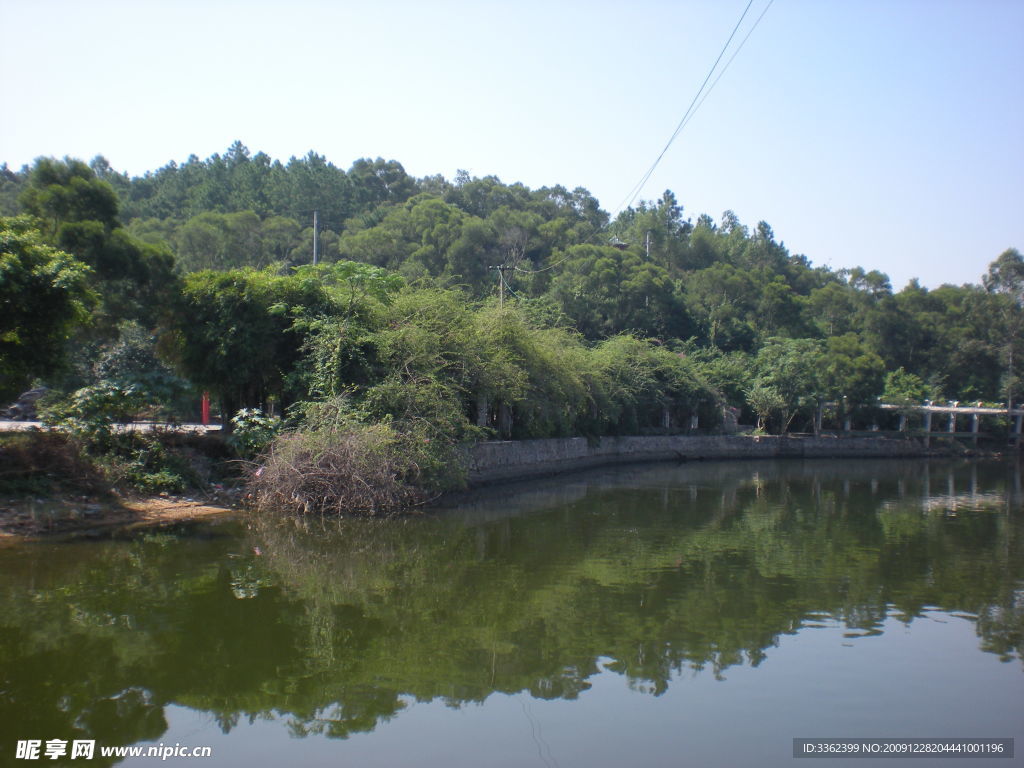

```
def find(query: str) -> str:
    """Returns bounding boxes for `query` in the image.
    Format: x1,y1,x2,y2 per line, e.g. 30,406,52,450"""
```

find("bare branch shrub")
247,423,461,516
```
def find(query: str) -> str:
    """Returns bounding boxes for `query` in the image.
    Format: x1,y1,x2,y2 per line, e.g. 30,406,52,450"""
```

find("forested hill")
2,141,1021,411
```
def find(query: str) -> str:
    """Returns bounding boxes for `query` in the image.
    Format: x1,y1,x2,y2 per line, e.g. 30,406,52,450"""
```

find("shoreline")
462,433,962,487
0,495,238,542
0,433,998,540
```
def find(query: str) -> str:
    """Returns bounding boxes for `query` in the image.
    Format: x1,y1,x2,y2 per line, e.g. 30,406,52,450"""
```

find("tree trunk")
498,403,513,439
476,394,490,428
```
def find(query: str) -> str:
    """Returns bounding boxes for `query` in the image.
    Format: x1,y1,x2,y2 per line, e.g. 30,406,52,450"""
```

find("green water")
1,458,1021,767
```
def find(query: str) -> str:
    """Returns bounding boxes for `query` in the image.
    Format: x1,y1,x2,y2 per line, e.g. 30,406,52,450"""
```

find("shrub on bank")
0,429,235,498
248,290,724,517
0,431,107,497
247,419,463,516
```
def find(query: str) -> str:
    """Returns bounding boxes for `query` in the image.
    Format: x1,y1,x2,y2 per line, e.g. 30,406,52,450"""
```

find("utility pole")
312,210,319,265
488,264,513,308
645,231,651,259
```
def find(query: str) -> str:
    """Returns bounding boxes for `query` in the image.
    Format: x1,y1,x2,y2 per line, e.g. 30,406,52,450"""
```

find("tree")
0,163,27,217
821,333,886,425
19,157,120,236
883,367,929,405
844,266,892,297
0,217,94,401
588,335,716,435
176,214,228,272
261,215,303,262
547,244,692,340
751,338,824,433
174,267,337,422
90,320,191,416
609,190,692,272
19,158,178,334
983,248,1024,411
745,384,785,433
757,276,806,337
682,263,758,350
807,282,857,337
349,157,416,210
295,261,403,321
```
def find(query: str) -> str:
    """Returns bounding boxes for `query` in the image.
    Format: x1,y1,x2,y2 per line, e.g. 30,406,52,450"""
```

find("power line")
488,264,515,307
515,0,772,276
513,252,571,274
613,0,760,218
681,0,776,137
499,266,528,301
301,1,773,282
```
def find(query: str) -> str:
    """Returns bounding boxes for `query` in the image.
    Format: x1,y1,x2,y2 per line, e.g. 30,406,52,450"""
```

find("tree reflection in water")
0,458,1020,761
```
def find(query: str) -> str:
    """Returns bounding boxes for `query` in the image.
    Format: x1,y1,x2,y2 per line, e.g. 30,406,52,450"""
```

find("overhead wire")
680,0,776,138
318,2,773,289
511,252,570,275
498,265,528,301
612,0,757,218
513,0,772,278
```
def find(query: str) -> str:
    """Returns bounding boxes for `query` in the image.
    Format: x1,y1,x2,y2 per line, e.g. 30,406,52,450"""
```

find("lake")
1,458,1021,767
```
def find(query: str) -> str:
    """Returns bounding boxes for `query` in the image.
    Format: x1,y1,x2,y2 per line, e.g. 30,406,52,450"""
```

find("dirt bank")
0,494,239,541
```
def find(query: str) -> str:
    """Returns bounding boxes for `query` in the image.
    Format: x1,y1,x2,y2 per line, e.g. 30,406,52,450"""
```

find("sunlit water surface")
1,458,1021,767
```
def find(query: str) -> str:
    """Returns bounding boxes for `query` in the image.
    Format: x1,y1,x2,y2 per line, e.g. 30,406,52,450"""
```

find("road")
0,421,221,433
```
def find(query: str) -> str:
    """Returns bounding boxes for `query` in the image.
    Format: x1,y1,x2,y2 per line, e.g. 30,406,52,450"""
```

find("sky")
2,0,1022,290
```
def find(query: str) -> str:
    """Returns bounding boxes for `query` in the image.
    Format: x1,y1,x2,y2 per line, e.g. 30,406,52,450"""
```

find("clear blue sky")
2,0,1021,290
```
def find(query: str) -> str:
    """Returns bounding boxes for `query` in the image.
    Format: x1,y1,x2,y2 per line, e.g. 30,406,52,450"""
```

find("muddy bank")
0,495,238,541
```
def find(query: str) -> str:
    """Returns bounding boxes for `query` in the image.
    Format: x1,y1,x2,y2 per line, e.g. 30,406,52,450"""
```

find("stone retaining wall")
464,434,932,486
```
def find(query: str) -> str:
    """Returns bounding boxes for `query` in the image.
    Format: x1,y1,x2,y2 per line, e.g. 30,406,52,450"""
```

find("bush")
97,433,199,494
226,408,282,458
0,432,107,496
40,380,150,447
35,374,221,494
247,420,463,517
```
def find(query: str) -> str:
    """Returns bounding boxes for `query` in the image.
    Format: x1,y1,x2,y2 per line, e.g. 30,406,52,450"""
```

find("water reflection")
0,458,1021,763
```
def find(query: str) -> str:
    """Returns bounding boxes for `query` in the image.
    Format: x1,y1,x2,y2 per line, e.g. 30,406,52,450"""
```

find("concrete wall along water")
464,434,931,486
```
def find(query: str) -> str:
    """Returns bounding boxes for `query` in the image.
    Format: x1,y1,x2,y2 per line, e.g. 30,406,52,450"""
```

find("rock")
2,387,49,420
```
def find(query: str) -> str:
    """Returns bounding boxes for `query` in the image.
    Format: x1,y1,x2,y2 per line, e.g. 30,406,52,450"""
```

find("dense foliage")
2,144,1021,498
0,217,94,401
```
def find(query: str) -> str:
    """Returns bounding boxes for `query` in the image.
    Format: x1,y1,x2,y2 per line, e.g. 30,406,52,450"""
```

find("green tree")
609,190,691,272
807,281,858,337
751,337,824,433
91,320,191,417
883,367,929,404
175,214,228,272
261,215,303,262
547,244,690,340
757,276,806,337
19,157,120,237
19,158,178,333
589,335,715,434
682,262,758,350
0,217,94,401
689,347,756,420
821,333,886,425
174,267,337,421
349,157,416,210
745,384,785,433
983,248,1024,410
0,163,26,217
